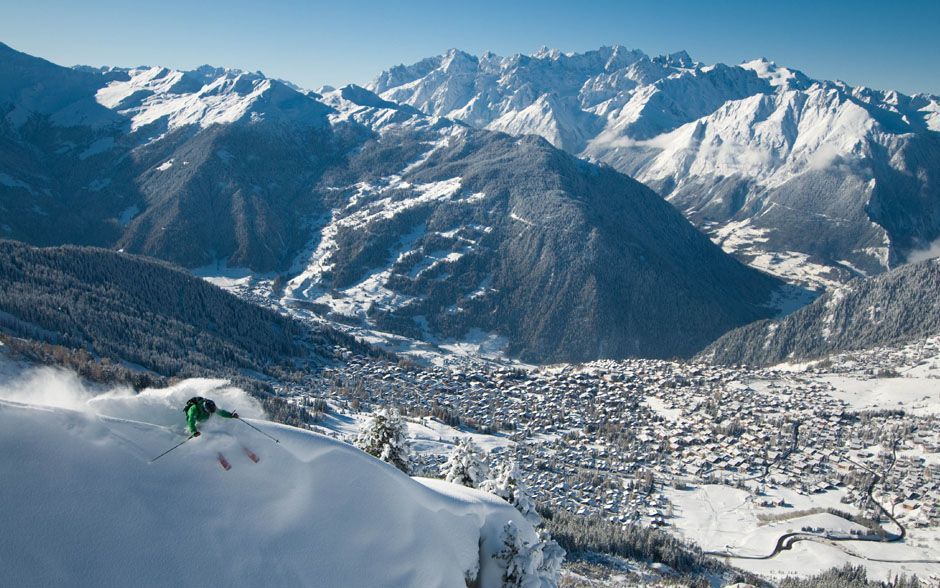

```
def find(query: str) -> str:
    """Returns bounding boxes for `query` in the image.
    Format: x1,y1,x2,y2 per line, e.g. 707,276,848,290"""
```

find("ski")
217,452,232,471
242,446,260,463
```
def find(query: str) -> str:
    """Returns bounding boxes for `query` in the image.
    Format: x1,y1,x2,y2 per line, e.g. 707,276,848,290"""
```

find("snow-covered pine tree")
493,521,564,588
354,409,413,474
535,531,565,586
494,521,529,588
443,437,488,488
480,459,541,526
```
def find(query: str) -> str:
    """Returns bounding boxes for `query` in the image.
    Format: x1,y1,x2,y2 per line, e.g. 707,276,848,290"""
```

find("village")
274,346,940,542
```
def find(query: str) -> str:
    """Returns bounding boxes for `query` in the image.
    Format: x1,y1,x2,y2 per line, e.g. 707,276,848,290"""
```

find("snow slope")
0,370,538,587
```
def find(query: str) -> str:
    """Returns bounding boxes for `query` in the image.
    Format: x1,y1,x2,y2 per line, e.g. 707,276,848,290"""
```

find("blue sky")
2,0,938,94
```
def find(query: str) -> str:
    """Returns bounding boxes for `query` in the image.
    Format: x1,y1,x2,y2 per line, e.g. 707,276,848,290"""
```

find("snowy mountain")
699,257,940,366
92,64,332,132
0,41,352,270
0,370,545,587
0,43,789,363
370,47,940,289
318,83,429,129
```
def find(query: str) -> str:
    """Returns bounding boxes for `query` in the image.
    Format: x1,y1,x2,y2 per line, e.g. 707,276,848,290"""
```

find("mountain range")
4,42,938,364
370,46,940,290
0,42,789,363
4,38,939,588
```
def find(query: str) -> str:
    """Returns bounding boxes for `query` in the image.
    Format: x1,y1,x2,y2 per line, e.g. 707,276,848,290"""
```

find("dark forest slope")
699,258,940,366
0,241,363,385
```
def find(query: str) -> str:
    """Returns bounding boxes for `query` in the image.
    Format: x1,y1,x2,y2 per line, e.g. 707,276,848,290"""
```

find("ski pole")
150,433,196,463
238,418,280,444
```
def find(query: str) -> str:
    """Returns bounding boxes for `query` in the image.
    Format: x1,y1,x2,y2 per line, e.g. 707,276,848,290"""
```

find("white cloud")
907,237,940,264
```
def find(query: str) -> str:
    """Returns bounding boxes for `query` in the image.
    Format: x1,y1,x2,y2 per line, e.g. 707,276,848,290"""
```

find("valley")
1,34,938,587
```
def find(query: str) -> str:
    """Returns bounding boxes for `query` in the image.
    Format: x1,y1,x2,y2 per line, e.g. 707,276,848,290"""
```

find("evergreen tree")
443,437,488,488
494,521,530,588
493,521,564,588
535,531,565,587
779,564,921,588
481,459,541,526
355,409,413,474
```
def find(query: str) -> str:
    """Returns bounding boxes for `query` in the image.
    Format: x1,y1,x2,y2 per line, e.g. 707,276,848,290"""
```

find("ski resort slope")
0,373,535,587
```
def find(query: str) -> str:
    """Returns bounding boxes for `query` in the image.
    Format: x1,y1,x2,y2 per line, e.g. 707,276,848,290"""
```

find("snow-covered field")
709,219,844,292
0,365,538,587
762,335,940,416
644,396,682,422
735,539,937,584
667,484,939,582
667,484,862,554
193,264,523,369
821,375,940,416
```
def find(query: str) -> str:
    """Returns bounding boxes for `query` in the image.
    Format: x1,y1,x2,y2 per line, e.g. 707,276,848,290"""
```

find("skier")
184,396,238,437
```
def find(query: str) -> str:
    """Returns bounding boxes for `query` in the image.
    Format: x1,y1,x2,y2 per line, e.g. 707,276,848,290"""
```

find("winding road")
703,434,940,565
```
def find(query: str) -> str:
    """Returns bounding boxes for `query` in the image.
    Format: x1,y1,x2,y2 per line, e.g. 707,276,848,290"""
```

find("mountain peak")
739,57,812,89
440,48,478,73
653,50,695,68
533,46,563,59
337,83,401,109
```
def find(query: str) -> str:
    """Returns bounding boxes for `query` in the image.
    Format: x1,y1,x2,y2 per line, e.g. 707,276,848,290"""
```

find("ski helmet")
204,399,217,413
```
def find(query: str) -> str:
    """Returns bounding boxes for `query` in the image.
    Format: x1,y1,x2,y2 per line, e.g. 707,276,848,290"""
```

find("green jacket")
186,401,235,434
